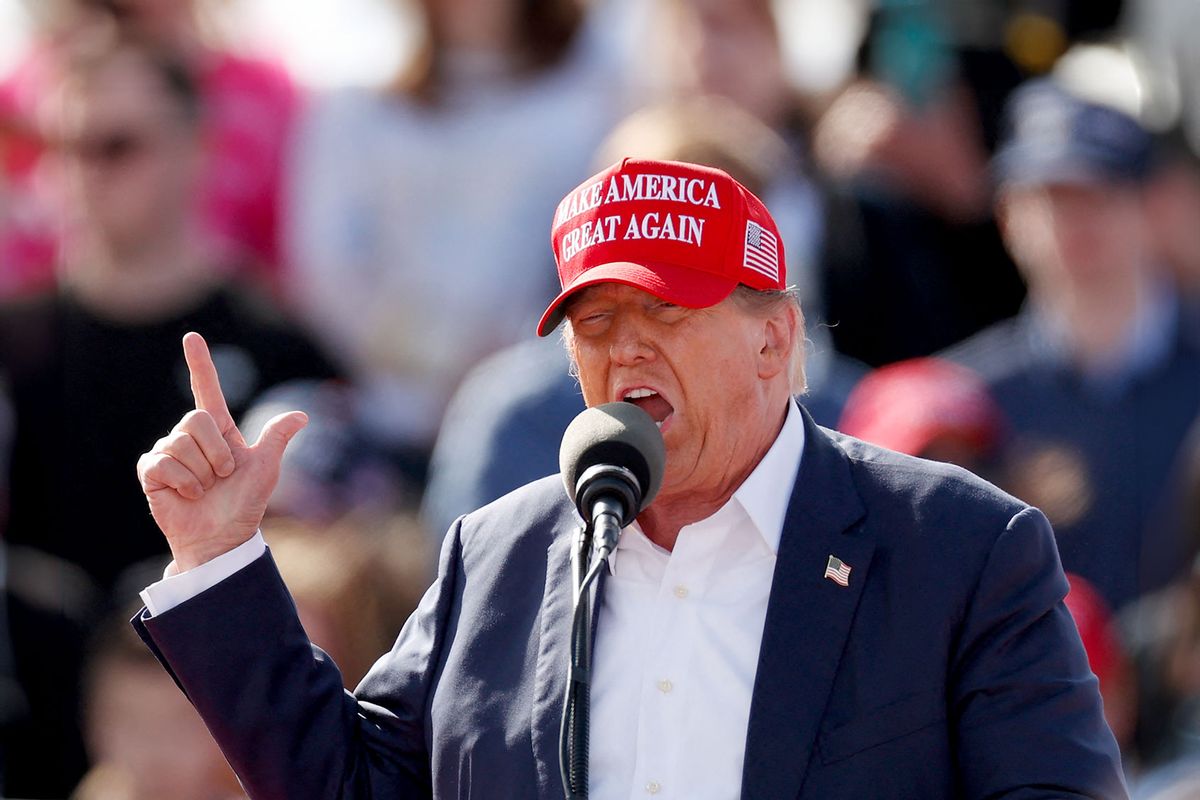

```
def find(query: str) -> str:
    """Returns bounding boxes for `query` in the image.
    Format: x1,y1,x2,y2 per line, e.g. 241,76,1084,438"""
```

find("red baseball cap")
1063,573,1125,689
536,158,787,336
837,358,1004,457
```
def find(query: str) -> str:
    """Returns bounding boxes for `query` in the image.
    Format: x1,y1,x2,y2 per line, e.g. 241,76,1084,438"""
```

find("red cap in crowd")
838,358,1004,458
537,158,787,336
1063,573,1126,690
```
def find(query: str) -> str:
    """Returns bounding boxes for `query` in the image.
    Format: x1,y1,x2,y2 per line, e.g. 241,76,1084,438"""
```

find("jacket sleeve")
951,506,1128,799
131,517,466,800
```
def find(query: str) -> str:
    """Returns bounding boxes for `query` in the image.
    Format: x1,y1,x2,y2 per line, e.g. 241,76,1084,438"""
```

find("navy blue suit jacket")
134,407,1126,799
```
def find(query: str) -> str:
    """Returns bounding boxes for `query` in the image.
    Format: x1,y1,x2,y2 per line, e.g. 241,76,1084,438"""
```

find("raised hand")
137,333,308,571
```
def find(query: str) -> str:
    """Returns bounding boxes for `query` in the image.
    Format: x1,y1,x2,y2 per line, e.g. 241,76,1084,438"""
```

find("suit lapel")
531,525,579,800
741,408,875,799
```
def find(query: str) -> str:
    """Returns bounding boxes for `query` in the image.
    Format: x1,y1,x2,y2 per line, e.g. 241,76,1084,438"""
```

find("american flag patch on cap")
743,220,780,282
824,555,852,587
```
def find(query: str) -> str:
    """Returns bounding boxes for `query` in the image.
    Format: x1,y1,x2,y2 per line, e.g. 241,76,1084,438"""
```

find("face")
999,182,1145,292
1145,163,1200,287
658,0,786,124
564,282,793,504
44,51,199,255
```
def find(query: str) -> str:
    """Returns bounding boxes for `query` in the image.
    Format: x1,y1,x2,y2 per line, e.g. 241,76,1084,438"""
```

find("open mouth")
621,387,675,432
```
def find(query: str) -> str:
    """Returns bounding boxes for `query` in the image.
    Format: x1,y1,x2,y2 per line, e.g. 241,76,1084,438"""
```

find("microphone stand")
559,501,624,800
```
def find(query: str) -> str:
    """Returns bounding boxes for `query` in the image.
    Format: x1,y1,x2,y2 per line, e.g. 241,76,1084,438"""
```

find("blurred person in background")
2,0,297,287
1122,554,1200,795
812,1,1028,367
73,607,245,800
0,30,339,595
285,0,621,487
643,0,824,293
0,378,96,800
422,96,865,541
1144,129,1200,302
948,75,1200,613
97,0,299,281
1,392,102,800
0,0,100,297
239,379,411,521
263,514,431,690
0,86,58,296
1120,417,1200,780
2,547,99,799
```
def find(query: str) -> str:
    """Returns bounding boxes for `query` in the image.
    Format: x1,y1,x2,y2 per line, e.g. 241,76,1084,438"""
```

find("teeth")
655,421,663,429
623,388,658,400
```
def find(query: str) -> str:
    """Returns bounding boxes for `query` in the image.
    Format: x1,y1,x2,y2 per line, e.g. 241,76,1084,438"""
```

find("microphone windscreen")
559,402,666,512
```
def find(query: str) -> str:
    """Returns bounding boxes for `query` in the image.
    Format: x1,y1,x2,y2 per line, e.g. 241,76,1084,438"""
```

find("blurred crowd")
1,0,1199,797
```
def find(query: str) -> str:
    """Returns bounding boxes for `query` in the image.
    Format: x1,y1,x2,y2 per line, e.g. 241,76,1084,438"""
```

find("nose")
608,310,655,366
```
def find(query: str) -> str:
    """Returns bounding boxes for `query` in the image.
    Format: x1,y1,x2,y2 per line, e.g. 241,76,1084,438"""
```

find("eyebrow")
562,288,608,315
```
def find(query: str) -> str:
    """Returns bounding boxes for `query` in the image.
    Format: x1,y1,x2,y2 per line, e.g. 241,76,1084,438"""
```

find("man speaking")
134,159,1126,798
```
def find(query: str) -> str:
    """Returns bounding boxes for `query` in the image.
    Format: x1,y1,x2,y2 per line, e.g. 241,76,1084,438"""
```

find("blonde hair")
729,284,807,394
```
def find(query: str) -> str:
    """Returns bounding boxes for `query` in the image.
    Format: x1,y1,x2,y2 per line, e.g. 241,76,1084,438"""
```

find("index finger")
182,332,237,434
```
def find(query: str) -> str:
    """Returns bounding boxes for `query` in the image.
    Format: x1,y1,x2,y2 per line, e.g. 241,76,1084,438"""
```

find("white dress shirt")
588,401,803,800
141,402,805,800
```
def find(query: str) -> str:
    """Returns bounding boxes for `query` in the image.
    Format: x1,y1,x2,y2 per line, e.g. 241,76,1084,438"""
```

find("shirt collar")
731,398,805,555
606,399,805,570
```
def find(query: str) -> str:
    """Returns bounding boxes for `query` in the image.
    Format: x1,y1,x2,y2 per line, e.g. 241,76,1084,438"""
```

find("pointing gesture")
137,333,308,571
186,330,245,452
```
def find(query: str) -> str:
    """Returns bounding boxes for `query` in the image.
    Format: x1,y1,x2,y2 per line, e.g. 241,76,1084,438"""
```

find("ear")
756,302,800,381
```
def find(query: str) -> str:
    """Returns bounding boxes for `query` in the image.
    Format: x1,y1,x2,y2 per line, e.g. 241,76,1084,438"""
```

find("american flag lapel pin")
824,555,852,587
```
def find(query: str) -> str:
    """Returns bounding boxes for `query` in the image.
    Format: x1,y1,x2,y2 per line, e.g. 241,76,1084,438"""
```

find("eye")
569,308,611,330
652,300,687,320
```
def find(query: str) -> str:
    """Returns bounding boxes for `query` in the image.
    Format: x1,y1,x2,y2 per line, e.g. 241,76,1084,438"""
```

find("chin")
657,459,694,501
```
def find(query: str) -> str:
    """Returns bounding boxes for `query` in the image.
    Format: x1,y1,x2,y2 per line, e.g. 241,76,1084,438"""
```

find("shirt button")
657,679,673,694
673,585,689,599
645,781,661,795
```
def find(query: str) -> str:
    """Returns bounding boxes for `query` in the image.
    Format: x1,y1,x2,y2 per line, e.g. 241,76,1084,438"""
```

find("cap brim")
536,260,739,336
992,148,1135,188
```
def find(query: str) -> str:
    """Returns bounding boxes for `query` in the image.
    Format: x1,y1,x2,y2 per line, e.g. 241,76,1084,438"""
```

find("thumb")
252,410,309,463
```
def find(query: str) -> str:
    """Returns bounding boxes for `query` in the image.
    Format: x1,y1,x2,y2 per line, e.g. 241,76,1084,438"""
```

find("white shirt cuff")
140,532,266,617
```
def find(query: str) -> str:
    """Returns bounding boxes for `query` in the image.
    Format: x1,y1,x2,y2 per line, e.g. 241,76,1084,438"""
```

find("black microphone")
559,402,666,554
558,403,664,799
